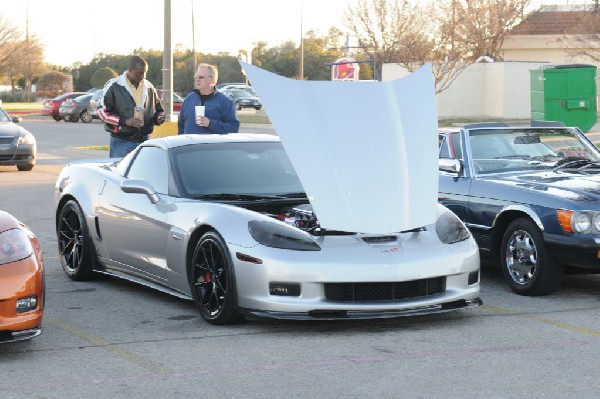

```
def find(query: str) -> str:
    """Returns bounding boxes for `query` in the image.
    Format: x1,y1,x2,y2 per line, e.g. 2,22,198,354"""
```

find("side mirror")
121,178,159,204
11,116,22,124
439,158,462,175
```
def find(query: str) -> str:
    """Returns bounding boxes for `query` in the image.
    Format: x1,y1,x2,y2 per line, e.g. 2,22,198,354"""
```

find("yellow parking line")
47,317,171,373
482,305,600,337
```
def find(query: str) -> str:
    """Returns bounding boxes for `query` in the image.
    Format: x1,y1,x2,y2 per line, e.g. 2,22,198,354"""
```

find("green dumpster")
530,64,597,132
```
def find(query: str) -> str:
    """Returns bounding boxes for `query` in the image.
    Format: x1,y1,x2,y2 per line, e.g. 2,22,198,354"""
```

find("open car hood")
241,62,438,234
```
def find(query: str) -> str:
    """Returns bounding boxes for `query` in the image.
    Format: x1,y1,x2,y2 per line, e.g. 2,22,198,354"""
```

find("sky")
2,0,594,68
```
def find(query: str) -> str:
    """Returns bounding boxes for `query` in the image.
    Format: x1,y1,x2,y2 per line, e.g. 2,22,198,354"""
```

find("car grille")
0,137,15,145
324,277,446,302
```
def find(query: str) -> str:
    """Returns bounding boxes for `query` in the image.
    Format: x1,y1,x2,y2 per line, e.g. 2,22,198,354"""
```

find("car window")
171,142,303,197
451,132,462,159
127,146,169,194
439,135,450,158
0,108,10,122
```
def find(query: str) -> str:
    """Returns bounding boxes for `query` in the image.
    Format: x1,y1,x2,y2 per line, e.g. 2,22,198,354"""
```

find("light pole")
191,0,197,72
299,0,304,80
163,0,173,121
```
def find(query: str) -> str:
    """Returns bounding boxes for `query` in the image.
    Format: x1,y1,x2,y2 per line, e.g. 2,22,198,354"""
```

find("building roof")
508,6,599,36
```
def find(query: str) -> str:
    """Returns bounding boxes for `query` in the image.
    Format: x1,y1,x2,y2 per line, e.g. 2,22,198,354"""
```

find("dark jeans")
109,136,147,158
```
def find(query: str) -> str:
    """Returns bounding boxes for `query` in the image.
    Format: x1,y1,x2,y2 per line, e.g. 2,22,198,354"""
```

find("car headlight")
557,209,600,234
0,228,33,265
248,220,321,251
18,132,35,145
435,211,471,244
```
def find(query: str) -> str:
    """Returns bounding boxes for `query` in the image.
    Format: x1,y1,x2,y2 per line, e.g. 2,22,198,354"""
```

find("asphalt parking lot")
2,116,600,398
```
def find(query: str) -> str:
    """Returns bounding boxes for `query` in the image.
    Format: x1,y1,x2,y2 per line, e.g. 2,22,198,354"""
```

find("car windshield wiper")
553,157,600,171
494,154,532,160
194,193,280,201
277,192,308,198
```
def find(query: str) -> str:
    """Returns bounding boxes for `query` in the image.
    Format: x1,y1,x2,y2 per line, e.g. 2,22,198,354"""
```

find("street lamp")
299,0,304,80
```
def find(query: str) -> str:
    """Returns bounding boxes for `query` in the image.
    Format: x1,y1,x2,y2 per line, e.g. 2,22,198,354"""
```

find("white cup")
195,105,205,118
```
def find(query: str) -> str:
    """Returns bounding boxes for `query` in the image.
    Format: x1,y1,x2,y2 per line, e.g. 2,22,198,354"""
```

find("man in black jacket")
98,56,165,157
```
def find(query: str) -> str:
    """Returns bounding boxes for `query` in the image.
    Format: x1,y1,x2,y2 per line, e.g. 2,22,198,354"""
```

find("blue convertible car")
439,122,600,296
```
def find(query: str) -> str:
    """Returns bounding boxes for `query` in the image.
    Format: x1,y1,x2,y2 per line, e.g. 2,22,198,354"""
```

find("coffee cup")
195,106,205,118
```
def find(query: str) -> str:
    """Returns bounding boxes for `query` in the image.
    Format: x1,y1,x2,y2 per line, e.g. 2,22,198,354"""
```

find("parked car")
55,134,481,325
0,210,45,343
88,89,104,118
219,84,257,96
223,89,262,110
438,121,600,296
0,106,36,171
59,93,94,123
157,90,183,113
42,92,88,121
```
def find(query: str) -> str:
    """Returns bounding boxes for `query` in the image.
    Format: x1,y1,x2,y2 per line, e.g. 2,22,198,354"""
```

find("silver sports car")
55,134,481,324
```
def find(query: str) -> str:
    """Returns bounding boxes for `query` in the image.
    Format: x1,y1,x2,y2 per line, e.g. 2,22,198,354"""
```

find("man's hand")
196,116,210,128
125,117,143,128
156,114,166,125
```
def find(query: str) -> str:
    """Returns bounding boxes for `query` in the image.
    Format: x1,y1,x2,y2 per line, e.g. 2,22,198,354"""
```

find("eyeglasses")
195,75,212,79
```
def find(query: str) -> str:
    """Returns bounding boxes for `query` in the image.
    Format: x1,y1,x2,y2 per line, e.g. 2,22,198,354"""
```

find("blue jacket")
178,90,239,134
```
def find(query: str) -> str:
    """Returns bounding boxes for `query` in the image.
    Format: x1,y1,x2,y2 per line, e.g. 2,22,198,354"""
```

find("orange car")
0,211,44,342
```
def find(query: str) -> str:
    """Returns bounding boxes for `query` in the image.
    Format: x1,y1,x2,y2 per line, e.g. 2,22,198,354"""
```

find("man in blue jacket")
178,63,240,134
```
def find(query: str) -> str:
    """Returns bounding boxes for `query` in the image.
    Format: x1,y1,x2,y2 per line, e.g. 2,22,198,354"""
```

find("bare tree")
343,0,433,81
0,15,23,76
439,0,532,61
556,4,600,63
343,0,532,93
6,36,45,98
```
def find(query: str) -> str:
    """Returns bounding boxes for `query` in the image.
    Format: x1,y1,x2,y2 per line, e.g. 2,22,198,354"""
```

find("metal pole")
191,0,197,71
299,0,304,80
163,0,174,121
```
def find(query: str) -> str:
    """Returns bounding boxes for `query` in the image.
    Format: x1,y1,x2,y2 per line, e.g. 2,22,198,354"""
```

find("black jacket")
98,72,164,142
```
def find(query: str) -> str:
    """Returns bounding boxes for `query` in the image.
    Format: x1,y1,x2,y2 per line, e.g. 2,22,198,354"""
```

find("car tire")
69,116,79,123
17,164,34,171
236,102,242,111
53,116,62,121
500,217,564,296
189,231,243,325
80,110,92,123
57,200,97,281
254,106,261,110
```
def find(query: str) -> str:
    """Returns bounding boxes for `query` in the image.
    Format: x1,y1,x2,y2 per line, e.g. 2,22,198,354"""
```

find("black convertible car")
439,122,600,296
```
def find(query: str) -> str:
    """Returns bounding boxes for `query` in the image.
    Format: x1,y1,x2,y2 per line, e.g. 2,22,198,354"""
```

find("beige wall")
503,34,600,65
382,61,548,119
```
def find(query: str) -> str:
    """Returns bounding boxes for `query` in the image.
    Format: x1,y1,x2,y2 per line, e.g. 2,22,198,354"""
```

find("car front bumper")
0,143,35,167
231,237,481,319
545,232,600,269
0,256,44,343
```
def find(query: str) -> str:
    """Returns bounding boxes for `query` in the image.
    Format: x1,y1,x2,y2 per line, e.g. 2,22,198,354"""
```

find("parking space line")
482,305,600,337
46,317,171,373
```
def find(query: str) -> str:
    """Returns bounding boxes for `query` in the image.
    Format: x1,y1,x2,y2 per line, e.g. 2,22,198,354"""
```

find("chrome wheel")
501,218,563,296
505,229,536,285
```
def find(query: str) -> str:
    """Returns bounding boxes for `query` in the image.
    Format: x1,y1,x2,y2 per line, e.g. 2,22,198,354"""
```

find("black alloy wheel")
190,231,242,324
57,200,96,280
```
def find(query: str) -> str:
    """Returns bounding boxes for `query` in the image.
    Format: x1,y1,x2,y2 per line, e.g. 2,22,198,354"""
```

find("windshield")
467,128,600,174
171,141,305,198
0,108,10,122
